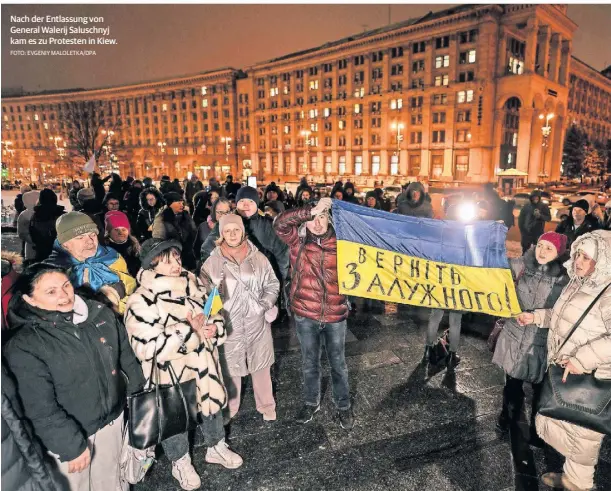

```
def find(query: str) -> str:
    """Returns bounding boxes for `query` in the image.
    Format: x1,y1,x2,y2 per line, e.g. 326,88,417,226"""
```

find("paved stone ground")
129,304,609,491
1,230,609,491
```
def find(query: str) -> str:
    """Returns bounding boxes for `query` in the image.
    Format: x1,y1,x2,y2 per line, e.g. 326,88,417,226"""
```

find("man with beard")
152,192,198,271
273,197,353,429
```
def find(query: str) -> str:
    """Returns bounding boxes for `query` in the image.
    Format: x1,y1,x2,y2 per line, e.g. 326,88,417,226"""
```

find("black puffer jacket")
1,366,60,491
201,211,289,280
28,204,65,262
136,187,164,241
4,296,145,462
152,206,198,270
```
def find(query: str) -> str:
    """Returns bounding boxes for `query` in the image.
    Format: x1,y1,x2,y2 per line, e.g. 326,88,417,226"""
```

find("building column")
399,149,408,176
345,149,353,175
290,151,297,175
278,150,284,176
419,150,430,178
317,150,324,175
496,30,508,77
536,26,551,77
549,33,562,83
332,149,338,174
442,148,454,180
362,149,370,175
265,151,272,175
524,17,539,73
491,110,504,176
559,39,572,86
380,149,389,176
516,108,534,179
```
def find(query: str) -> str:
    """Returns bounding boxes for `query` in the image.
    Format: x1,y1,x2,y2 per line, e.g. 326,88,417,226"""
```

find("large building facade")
2,4,610,186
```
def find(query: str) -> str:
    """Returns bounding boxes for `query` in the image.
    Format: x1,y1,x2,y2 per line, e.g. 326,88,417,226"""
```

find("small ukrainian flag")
203,286,223,318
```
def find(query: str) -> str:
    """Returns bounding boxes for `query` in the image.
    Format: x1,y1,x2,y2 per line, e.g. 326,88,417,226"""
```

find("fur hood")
564,229,611,287
138,186,164,211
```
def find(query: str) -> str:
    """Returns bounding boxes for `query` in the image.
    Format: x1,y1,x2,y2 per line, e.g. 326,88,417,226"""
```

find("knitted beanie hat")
77,187,96,205
56,212,99,245
105,211,130,233
236,186,260,206
219,214,244,236
573,199,590,214
538,231,567,256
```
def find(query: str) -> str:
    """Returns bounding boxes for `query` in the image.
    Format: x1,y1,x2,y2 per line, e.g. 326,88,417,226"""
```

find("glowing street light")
539,112,554,181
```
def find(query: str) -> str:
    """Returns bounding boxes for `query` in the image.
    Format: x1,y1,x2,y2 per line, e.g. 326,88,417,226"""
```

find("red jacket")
274,206,348,324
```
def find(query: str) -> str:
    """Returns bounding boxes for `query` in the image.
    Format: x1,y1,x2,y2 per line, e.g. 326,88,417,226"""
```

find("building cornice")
2,68,238,103
571,56,611,91
247,4,503,74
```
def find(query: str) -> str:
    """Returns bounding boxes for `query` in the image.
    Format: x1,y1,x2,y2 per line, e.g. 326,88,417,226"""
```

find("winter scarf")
50,240,120,291
220,238,249,265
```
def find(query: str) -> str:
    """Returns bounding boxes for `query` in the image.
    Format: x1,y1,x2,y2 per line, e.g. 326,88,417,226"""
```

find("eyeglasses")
216,209,231,216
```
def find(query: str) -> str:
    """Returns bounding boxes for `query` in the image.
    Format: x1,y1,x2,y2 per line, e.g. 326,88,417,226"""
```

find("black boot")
446,351,460,371
422,345,432,365
496,410,509,433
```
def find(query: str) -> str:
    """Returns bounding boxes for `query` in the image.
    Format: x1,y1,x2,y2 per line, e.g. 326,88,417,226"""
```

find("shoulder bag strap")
555,282,611,356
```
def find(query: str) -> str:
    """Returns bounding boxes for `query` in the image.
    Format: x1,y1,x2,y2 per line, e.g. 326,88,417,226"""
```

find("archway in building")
500,97,521,170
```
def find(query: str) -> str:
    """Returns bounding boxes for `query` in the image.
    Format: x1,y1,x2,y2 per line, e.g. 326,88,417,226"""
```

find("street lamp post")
157,141,167,176
539,112,554,183
390,121,404,176
1,140,14,181
101,130,115,174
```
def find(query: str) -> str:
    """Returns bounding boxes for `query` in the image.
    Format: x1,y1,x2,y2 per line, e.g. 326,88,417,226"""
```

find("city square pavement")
130,304,609,491
0,227,608,491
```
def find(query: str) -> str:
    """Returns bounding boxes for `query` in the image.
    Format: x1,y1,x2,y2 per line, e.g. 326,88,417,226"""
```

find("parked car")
560,190,606,207
383,186,402,200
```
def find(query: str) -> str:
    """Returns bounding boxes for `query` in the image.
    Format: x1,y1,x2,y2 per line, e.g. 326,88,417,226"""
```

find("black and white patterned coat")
124,269,227,416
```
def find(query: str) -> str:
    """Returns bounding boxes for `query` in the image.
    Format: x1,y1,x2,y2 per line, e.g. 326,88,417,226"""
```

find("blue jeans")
294,315,351,410
160,412,225,462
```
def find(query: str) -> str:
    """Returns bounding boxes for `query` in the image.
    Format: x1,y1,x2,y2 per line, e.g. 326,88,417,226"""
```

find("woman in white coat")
200,214,280,422
517,230,611,491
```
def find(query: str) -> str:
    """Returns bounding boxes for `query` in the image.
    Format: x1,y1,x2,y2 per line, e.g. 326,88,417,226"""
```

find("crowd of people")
1,172,610,491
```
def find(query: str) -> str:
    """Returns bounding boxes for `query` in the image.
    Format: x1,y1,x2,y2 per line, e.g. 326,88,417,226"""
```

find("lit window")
354,87,365,98
283,86,289,95
309,80,319,90
173,147,179,155
339,157,346,175
43,122,48,129
270,87,279,96
468,50,476,63
202,99,208,108
324,107,331,118
311,123,318,132
201,86,207,95
354,104,361,114
309,109,318,119
466,90,474,102
339,120,345,130
284,125,290,134
162,104,168,111
34,114,39,121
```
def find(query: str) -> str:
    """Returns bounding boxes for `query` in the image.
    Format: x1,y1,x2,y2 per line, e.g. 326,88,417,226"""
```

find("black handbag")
127,355,199,450
538,283,611,436
430,329,450,365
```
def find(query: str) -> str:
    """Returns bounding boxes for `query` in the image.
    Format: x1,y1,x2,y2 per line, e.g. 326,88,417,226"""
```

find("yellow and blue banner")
332,200,520,317
203,286,223,318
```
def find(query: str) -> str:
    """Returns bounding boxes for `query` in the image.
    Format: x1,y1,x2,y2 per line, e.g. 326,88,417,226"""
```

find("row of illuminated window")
257,53,477,99
2,86,231,116
254,30,480,85
256,128,472,148
260,152,471,180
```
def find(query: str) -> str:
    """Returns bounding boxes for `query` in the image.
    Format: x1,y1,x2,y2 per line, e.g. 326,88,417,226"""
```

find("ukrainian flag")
332,200,520,318
204,286,223,318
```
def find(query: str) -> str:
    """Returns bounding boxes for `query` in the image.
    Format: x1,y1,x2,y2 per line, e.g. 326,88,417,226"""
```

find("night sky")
2,4,610,93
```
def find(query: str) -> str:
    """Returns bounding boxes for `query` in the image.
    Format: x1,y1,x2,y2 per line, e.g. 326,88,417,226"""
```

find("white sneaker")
171,453,201,490
205,439,243,469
